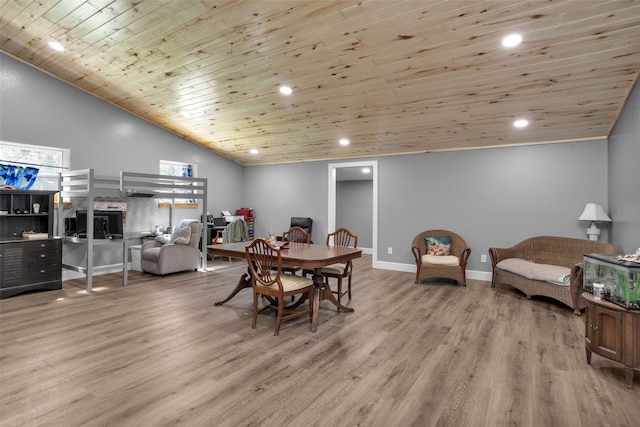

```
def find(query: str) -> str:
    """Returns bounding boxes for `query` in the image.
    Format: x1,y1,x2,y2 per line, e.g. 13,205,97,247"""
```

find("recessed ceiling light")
362,168,371,174
502,34,522,48
180,111,191,118
48,41,65,52
339,138,350,146
513,119,529,128
250,148,259,154
279,86,292,95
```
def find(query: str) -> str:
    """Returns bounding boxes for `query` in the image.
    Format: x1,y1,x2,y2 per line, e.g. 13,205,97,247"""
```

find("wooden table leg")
320,281,355,313
214,272,251,306
310,268,354,332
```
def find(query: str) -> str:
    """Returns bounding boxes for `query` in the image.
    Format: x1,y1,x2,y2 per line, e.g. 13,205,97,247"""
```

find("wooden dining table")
207,241,362,332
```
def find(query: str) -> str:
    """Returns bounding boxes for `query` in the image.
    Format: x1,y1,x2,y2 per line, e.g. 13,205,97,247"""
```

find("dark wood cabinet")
583,292,639,388
0,190,62,298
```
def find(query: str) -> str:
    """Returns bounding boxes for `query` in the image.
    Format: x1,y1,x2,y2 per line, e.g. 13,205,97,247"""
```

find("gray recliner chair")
141,219,202,275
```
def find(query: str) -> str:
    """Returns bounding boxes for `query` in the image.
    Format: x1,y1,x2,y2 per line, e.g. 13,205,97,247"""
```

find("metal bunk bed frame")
58,169,207,292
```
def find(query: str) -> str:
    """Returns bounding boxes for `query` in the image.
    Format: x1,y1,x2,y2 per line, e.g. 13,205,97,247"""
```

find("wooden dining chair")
321,228,358,304
282,225,311,244
245,238,315,336
272,226,312,276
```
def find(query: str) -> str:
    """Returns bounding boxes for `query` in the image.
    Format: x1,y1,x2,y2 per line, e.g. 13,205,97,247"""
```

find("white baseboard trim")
62,258,493,283
372,259,492,282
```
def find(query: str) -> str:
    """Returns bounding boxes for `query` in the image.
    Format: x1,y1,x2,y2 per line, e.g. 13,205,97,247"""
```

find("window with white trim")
159,160,197,206
0,140,69,190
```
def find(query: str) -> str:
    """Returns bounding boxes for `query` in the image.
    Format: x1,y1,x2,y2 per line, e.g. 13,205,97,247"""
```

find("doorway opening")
328,160,378,266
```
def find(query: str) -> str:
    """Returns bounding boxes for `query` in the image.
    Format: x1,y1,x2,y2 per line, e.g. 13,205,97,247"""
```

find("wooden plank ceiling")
2,0,640,166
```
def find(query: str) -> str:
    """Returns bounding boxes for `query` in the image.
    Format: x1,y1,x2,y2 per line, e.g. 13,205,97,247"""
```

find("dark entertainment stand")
0,189,62,299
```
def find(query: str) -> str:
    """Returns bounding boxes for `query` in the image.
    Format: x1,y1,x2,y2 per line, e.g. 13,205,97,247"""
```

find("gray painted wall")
243,139,610,274
608,79,640,255
337,180,373,248
378,142,610,272
0,53,245,229
242,162,328,243
3,52,638,277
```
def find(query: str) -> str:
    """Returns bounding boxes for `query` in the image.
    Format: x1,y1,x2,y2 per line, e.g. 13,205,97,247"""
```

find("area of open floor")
1,255,638,426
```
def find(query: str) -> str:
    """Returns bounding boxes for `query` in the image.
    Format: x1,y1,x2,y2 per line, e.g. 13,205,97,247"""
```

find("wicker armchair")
411,230,471,286
489,236,618,314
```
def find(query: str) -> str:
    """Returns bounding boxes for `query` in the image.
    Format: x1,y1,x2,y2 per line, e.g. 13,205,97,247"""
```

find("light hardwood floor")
1,255,638,426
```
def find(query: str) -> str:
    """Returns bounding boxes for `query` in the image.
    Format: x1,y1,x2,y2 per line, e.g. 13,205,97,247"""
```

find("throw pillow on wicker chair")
425,236,451,256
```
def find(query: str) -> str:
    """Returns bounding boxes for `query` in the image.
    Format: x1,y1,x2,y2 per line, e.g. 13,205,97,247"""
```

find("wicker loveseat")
489,236,618,314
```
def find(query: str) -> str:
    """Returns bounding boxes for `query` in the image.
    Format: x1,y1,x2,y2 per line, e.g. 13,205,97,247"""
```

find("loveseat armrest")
488,246,518,266
569,263,585,315
489,246,517,287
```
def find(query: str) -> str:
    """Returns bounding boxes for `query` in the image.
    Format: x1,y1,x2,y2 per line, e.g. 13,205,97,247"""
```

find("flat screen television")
76,210,124,239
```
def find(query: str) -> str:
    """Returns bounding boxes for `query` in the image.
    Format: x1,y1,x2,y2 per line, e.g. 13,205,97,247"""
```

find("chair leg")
336,276,343,304
252,292,259,329
347,274,352,300
308,288,314,327
274,297,284,336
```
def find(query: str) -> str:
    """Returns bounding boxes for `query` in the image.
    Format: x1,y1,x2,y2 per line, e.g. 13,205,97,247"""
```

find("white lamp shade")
578,203,612,222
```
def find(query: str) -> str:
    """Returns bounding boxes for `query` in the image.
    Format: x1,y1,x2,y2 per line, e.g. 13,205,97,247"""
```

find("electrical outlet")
388,247,393,254
481,254,487,263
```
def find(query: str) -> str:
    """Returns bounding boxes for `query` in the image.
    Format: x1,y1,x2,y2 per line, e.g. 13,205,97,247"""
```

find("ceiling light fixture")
362,168,371,174
279,86,292,95
513,119,529,128
339,138,350,146
48,41,65,52
502,34,522,48
250,149,259,154
180,111,191,118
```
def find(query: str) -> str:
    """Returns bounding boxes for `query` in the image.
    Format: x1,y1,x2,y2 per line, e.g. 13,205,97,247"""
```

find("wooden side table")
582,292,639,388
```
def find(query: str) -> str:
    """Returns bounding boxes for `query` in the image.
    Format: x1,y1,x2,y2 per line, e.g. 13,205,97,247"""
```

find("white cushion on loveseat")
497,258,571,285
422,254,460,266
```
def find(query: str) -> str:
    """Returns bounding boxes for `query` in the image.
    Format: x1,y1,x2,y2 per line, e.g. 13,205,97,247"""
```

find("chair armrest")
142,240,161,252
411,246,422,266
158,243,198,256
460,247,471,269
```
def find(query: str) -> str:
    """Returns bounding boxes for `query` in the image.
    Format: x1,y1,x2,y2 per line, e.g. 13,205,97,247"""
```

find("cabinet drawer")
26,239,59,253
26,265,61,282
27,250,59,265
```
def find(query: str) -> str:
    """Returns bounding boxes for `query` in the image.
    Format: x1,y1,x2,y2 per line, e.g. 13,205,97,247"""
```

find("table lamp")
578,202,612,240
